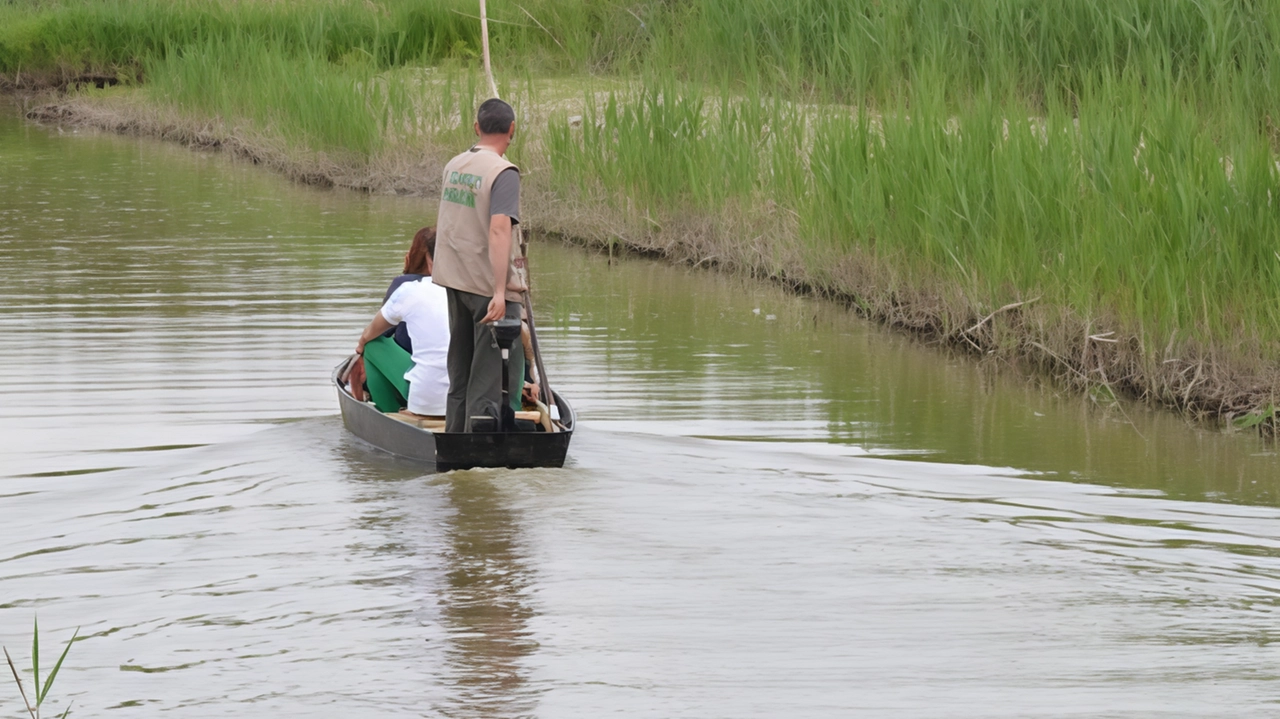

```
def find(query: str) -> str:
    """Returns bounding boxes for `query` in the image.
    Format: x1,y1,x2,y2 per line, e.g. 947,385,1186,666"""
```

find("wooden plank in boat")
387,410,537,430
385,412,446,432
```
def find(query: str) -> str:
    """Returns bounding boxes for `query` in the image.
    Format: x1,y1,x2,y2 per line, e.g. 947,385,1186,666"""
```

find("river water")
3,110,1280,718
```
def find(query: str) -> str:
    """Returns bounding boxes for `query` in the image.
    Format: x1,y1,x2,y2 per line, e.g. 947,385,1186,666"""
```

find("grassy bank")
4,0,1278,432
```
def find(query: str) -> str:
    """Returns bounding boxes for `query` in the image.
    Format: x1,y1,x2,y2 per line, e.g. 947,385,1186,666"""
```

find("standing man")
432,98,529,432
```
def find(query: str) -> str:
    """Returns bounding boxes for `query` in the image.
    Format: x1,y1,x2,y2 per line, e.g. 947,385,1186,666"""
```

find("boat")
332,355,575,470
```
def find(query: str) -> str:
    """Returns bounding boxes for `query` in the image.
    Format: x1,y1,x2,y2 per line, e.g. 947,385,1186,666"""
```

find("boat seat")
386,410,543,433
386,411,446,432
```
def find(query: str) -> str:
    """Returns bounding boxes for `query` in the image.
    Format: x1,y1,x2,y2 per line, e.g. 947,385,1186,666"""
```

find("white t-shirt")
380,278,450,415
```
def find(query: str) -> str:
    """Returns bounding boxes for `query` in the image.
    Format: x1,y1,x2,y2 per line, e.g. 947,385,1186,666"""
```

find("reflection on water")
332,439,537,717
437,475,536,718
533,246,1280,502
3,110,1280,717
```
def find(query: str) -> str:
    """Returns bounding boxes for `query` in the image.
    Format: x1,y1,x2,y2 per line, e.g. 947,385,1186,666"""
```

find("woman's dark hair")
404,226,436,274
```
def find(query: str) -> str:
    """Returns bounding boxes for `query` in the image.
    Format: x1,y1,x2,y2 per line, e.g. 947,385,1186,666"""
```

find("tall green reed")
0,0,638,77
7,0,1280,111
548,72,1280,353
4,617,79,719
145,35,388,156
144,30,488,158
647,0,1280,108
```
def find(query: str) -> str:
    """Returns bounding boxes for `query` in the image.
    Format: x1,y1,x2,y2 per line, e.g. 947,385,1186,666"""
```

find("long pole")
522,277,553,411
478,0,499,98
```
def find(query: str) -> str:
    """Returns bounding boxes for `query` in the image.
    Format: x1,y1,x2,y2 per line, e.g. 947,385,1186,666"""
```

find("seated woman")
350,227,450,416
382,226,435,353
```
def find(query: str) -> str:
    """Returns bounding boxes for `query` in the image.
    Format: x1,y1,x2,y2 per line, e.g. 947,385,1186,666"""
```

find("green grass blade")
38,627,78,706
60,699,74,719
31,616,39,707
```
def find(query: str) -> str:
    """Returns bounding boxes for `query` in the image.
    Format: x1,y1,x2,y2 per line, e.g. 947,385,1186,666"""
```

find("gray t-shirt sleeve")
490,168,520,224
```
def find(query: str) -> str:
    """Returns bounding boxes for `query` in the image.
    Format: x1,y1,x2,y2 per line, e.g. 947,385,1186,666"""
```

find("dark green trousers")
362,336,413,413
445,288,524,432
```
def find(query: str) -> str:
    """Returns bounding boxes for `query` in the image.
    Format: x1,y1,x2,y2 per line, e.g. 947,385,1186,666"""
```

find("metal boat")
333,355,574,470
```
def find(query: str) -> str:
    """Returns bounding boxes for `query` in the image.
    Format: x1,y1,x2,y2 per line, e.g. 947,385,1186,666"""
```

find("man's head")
474,98,516,142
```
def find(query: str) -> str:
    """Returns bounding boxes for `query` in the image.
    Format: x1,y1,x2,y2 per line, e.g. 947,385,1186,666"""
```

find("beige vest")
432,147,528,302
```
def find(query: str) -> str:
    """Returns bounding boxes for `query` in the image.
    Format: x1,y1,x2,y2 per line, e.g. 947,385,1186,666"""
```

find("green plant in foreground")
3,617,78,719
1233,405,1278,430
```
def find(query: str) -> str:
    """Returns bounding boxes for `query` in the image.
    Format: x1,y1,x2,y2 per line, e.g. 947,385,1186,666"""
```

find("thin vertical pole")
479,0,499,98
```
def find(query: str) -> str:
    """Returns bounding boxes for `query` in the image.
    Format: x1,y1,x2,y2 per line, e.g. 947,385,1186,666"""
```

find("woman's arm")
356,311,396,355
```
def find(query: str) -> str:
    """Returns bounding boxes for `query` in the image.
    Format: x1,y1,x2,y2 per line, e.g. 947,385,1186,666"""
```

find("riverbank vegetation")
3,0,1278,432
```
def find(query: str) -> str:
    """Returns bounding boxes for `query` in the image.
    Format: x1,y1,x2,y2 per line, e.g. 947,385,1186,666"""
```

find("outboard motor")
490,318,523,432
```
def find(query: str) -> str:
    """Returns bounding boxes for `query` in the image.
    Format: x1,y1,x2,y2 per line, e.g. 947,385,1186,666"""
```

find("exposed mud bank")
18,94,1279,437
552,228,1280,438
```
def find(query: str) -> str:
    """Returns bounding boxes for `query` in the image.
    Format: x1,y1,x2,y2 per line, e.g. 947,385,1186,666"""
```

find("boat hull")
434,428,573,471
333,358,574,469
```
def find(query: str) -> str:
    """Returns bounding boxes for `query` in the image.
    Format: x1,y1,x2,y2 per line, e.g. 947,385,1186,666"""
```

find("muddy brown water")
3,110,1280,717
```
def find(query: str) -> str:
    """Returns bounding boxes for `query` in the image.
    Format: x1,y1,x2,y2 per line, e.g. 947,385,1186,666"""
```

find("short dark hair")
476,98,515,134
